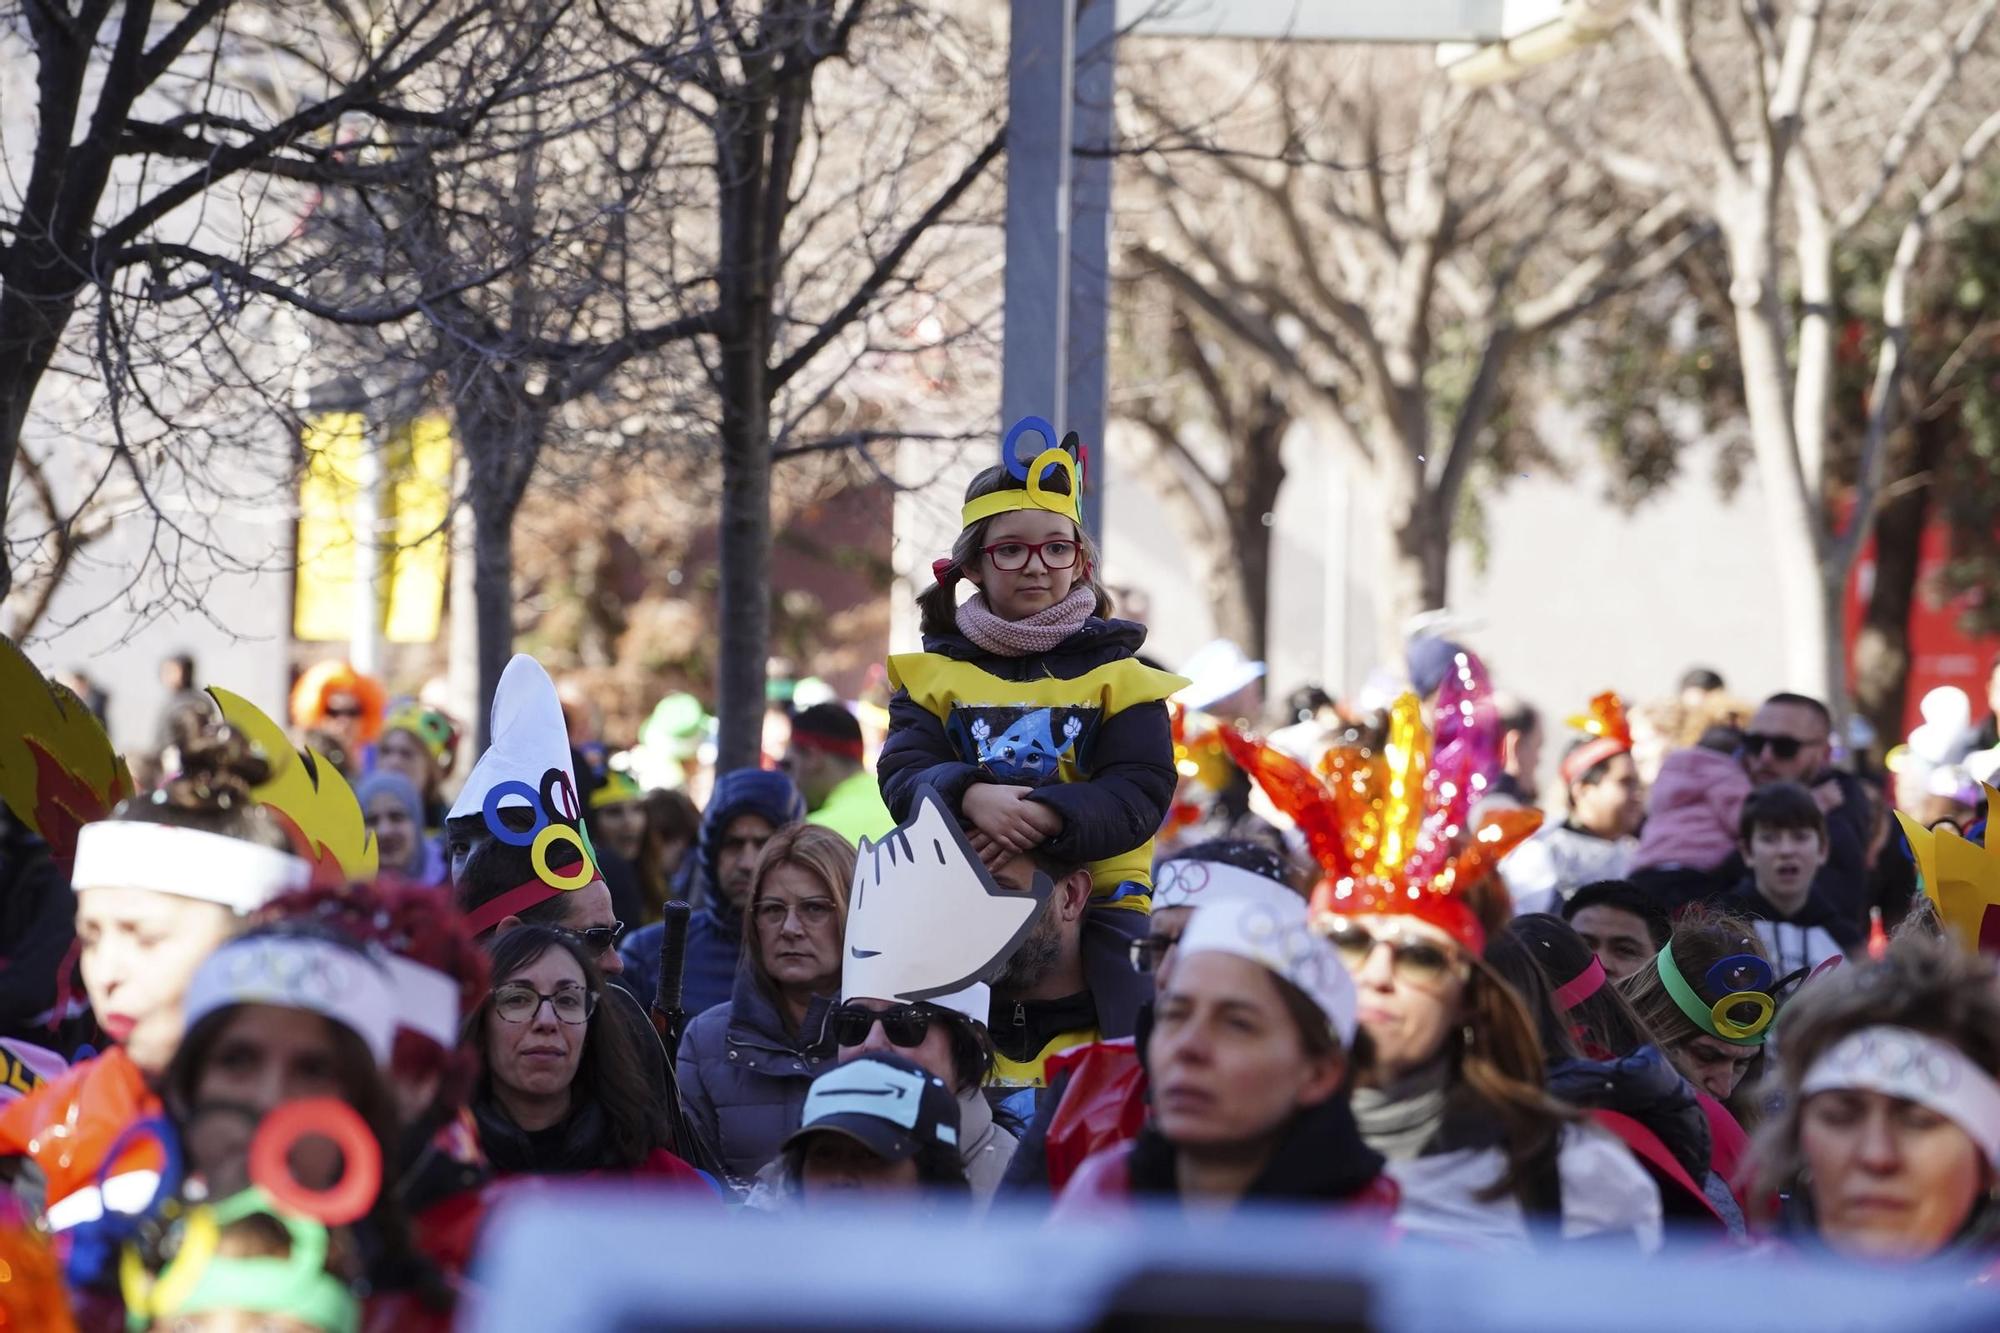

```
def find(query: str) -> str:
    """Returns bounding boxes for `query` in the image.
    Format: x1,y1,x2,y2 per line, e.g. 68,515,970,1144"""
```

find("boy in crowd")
1716,782,1861,975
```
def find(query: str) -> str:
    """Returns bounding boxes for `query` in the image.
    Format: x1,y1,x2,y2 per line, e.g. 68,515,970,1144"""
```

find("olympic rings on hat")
249,1098,381,1227
1003,417,1060,481
1705,953,1774,998
1709,991,1777,1042
532,824,595,891
482,780,547,847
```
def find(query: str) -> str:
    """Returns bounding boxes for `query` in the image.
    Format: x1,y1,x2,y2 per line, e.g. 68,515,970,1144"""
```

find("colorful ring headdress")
1655,941,1778,1046
959,417,1085,530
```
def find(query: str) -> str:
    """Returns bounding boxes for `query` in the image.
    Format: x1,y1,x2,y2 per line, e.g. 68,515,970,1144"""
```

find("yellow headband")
961,448,1082,529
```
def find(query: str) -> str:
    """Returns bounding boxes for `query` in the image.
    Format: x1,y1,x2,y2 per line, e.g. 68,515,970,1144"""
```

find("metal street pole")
1002,0,1116,544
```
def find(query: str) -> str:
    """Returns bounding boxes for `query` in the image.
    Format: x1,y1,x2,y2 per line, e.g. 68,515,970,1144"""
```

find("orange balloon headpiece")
1221,651,1539,955
289,661,387,745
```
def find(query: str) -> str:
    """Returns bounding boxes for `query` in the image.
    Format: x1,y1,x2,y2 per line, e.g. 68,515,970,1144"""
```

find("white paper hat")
840,788,1052,1026
447,654,580,825
183,933,399,1066
1174,896,1358,1046
1174,639,1266,713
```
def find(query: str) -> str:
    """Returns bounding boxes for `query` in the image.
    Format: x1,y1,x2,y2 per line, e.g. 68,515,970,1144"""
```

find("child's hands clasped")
963,782,1063,867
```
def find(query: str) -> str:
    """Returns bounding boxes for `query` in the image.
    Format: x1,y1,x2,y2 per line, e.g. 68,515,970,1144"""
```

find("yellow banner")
293,413,453,644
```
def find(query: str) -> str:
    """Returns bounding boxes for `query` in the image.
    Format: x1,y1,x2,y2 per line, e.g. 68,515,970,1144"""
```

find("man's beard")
995,894,1063,994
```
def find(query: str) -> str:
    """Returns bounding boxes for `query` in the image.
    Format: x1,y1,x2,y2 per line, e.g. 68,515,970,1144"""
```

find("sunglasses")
981,538,1080,572
323,704,364,719
824,1002,932,1049
493,983,596,1025
1326,921,1464,985
560,920,626,954
1740,732,1809,760
1128,934,1180,974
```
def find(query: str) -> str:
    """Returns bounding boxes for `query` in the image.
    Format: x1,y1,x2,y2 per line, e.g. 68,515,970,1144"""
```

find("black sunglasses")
824,1002,931,1049
560,920,626,954
1740,732,1807,760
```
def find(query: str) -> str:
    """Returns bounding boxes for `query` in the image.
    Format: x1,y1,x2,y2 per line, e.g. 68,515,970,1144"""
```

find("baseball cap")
781,1053,960,1163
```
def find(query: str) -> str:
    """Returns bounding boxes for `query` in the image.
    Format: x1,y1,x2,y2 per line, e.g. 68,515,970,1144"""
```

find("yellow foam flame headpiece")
0,636,133,872
1897,791,2000,957
207,687,377,886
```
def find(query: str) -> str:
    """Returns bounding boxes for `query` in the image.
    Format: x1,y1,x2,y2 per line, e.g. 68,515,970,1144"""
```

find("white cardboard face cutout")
841,788,1052,1008
447,654,578,824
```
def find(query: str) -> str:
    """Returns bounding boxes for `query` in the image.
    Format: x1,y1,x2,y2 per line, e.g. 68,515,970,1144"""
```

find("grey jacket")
675,965,833,1192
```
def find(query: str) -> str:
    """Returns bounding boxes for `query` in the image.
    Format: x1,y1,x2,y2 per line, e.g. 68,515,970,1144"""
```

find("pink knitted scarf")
955,586,1097,657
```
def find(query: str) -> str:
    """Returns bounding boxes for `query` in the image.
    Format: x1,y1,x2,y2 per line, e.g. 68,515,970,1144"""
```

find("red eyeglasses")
981,538,1080,572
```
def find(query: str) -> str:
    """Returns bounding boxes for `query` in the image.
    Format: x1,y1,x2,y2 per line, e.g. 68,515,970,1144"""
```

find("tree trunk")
1852,414,1945,748
1377,487,1450,675
1228,396,1289,663
715,366,772,774
0,284,76,606
1725,221,1834,700
469,481,518,753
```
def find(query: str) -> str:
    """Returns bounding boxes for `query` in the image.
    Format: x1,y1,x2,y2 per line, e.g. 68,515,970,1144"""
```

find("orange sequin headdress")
1220,650,1538,954
1558,691,1634,786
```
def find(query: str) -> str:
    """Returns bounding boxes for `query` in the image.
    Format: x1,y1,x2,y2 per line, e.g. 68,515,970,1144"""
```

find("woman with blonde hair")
1751,933,2000,1261
675,823,855,1191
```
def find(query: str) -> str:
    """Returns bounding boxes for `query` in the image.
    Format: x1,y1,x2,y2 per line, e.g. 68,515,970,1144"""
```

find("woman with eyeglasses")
1748,933,2000,1263
470,924,703,1182
1055,895,1393,1216
1330,875,1664,1251
675,824,853,1191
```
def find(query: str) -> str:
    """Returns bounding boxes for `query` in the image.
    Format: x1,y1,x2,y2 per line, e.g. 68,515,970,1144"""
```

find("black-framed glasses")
1128,934,1180,974
981,539,1079,573
493,983,597,1025
1326,921,1464,986
324,703,363,719
1740,732,1807,760
560,920,626,954
825,1002,931,1049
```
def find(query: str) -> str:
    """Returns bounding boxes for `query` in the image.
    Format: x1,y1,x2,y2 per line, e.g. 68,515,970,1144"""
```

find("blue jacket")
877,618,1182,895
619,768,805,1016
675,964,833,1191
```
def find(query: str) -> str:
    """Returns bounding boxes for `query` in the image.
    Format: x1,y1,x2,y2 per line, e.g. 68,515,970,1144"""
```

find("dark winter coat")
675,966,833,1192
1717,877,1863,976
619,769,805,1016
878,618,1182,896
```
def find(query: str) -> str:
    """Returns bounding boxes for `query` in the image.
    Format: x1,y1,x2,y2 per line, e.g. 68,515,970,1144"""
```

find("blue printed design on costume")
947,705,1101,787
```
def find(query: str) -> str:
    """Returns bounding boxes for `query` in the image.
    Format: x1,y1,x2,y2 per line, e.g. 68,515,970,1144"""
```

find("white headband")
183,935,399,1066
72,821,309,914
1174,897,1358,1045
1153,858,1302,916
385,954,461,1049
1801,1026,2000,1168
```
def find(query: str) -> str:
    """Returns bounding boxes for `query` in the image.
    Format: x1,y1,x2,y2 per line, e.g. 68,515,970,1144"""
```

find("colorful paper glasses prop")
482,766,599,891
1657,944,1777,1045
63,1115,188,1286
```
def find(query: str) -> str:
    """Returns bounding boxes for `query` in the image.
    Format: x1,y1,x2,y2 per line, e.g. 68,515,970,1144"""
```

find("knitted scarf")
955,586,1096,657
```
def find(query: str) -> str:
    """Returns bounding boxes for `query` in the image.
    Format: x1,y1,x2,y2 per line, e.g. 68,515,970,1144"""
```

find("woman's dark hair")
1448,954,1578,1205
1485,929,1579,1062
1507,914,1656,1059
638,788,701,919
162,923,421,1297
471,925,665,1169
115,713,290,851
924,1005,997,1095
914,462,1111,640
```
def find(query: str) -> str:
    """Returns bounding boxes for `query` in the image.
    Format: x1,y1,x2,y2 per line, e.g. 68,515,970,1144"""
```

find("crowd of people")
2,419,1998,1328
